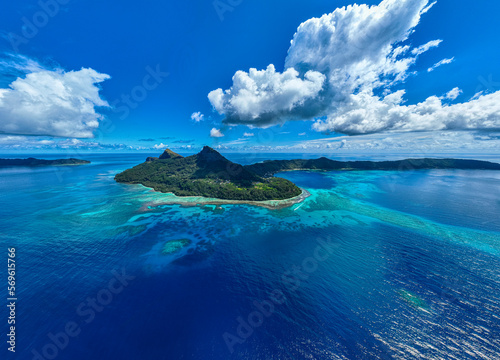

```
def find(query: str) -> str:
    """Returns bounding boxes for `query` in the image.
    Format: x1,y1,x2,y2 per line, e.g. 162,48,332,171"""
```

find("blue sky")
0,0,499,153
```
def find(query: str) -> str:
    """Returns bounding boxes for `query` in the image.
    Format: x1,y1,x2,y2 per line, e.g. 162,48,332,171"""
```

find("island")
116,147,500,202
115,146,302,201
244,157,500,176
0,158,91,167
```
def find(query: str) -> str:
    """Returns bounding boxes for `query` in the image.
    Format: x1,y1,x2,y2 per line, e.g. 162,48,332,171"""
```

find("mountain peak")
159,149,183,160
200,145,217,154
197,146,226,162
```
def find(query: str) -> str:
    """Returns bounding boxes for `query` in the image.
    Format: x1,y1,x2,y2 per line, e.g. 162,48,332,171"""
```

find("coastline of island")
115,147,500,207
244,157,500,177
115,146,303,202
138,186,311,211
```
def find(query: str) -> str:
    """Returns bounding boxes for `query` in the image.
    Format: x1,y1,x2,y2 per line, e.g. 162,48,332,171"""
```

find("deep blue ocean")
1,152,500,360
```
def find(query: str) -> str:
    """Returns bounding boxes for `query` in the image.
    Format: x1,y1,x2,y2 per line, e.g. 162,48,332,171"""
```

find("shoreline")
139,187,311,211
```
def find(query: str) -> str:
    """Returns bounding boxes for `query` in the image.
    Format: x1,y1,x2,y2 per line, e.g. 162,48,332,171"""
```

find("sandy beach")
139,187,311,211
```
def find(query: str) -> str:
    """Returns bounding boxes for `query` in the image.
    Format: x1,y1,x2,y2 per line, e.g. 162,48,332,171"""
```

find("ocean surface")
1,152,500,360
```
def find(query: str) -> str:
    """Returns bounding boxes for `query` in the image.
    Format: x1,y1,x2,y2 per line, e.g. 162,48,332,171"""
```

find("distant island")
245,157,500,177
0,158,91,167
115,147,302,201
116,147,500,202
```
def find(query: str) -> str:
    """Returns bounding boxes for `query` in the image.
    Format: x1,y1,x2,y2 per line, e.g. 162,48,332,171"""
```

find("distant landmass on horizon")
0,158,91,167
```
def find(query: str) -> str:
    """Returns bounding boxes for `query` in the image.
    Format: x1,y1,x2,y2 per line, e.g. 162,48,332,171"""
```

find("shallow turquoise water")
1,153,499,359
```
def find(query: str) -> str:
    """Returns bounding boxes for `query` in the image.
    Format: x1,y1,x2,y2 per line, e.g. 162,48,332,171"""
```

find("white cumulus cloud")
190,111,204,122
208,64,325,127
153,143,170,150
443,87,462,100
0,56,110,138
312,90,500,134
208,0,500,136
210,128,224,138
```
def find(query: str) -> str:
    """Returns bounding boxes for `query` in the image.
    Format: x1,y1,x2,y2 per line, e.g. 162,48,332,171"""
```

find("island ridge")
115,146,302,201
115,146,500,202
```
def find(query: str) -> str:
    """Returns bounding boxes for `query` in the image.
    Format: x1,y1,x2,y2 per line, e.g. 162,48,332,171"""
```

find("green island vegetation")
116,146,500,202
0,158,90,167
115,146,302,201
244,157,500,177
